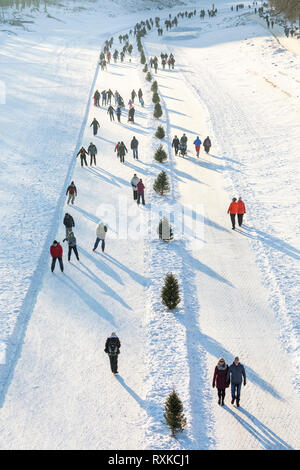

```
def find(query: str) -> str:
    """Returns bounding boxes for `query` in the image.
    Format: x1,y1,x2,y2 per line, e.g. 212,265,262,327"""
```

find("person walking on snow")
104,332,121,374
101,90,107,106
50,240,64,273
226,357,246,407
237,197,246,227
138,88,143,101
131,89,136,103
88,142,97,166
93,222,107,253
137,179,145,205
76,146,88,167
128,107,135,123
107,105,115,121
116,106,121,122
193,136,202,157
212,358,229,406
107,89,113,105
66,181,77,205
93,89,100,106
90,118,100,136
118,141,128,163
227,198,238,230
131,136,139,159
172,135,180,156
63,231,79,262
128,99,133,109
63,213,75,237
131,173,139,200
203,136,211,153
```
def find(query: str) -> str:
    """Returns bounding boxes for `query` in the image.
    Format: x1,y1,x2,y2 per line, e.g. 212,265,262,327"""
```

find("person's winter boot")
221,398,225,406
236,400,240,407
231,396,235,405
218,397,221,405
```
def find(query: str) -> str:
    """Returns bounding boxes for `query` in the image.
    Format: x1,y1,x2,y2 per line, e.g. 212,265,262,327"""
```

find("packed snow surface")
0,0,299,449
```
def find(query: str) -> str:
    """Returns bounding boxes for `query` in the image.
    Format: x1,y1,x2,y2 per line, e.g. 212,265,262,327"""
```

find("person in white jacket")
131,173,139,201
93,222,107,252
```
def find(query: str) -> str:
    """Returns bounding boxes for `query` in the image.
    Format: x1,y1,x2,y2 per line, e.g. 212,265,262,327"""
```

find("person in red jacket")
212,358,229,406
227,197,238,230
137,179,145,206
50,241,64,273
237,197,246,227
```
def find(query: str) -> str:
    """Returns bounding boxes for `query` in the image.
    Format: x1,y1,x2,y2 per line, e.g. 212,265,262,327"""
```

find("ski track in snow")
0,0,299,449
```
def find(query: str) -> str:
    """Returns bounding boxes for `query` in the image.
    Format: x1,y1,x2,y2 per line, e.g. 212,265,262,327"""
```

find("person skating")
237,197,246,227
101,90,107,106
139,96,144,107
116,106,121,122
76,146,88,167
131,89,136,103
227,198,238,230
138,88,143,101
93,89,100,106
137,179,145,205
128,107,135,123
172,135,180,155
131,173,139,200
179,134,188,157
118,141,128,163
50,240,64,273
88,142,97,166
66,181,77,205
226,357,246,407
193,136,202,157
203,136,211,153
93,222,107,253
212,358,229,406
107,89,113,105
154,61,158,73
90,118,100,136
107,105,115,121
63,231,79,262
63,212,75,237
104,332,121,374
114,141,121,159
130,136,139,159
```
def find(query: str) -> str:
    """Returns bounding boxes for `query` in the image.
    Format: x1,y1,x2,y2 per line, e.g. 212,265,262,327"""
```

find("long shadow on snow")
210,153,245,166
86,167,130,188
72,260,132,311
191,157,242,174
104,253,150,287
223,406,292,449
239,226,300,261
80,247,124,286
72,205,101,223
57,273,118,327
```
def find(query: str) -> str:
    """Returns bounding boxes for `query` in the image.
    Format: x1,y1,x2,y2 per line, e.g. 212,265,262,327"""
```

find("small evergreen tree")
164,389,187,437
161,273,181,310
152,92,160,104
151,80,158,93
140,52,146,64
154,145,167,163
155,125,165,139
146,72,152,82
153,171,170,195
154,102,163,118
158,217,173,241
143,64,148,73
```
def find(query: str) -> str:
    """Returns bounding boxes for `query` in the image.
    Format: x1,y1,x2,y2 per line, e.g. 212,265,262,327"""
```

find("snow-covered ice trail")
143,9,300,450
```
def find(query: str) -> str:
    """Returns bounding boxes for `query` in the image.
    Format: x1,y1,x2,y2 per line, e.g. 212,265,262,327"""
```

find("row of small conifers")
134,13,198,438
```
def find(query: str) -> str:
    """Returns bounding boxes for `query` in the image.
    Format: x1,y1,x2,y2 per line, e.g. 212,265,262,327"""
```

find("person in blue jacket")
226,356,246,407
193,136,202,157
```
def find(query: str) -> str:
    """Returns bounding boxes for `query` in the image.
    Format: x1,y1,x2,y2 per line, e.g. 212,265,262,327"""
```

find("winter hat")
53,240,58,246
234,356,239,361
111,332,117,338
233,198,237,202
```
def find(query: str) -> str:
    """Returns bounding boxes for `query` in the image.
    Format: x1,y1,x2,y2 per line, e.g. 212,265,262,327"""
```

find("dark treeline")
0,0,84,9
269,0,300,22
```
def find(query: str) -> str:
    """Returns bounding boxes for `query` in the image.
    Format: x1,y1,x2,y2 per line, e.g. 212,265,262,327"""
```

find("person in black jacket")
88,142,97,166
90,118,100,136
107,105,115,121
128,107,135,123
226,357,246,407
130,136,139,159
118,141,128,163
63,213,75,237
104,332,121,374
66,181,77,205
172,135,180,155
76,147,88,167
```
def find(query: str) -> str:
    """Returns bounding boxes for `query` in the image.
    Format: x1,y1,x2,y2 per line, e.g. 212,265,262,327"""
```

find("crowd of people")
49,8,249,389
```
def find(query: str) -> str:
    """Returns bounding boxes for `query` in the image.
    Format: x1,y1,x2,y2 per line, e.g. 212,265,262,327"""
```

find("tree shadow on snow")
223,406,293,449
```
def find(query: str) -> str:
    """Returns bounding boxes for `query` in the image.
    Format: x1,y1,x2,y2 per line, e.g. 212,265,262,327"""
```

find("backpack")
108,338,118,356
104,225,108,233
